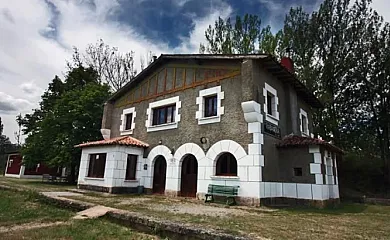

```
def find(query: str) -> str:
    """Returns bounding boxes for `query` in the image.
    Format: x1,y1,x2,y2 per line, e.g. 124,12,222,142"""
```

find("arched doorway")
153,156,167,194
180,154,198,197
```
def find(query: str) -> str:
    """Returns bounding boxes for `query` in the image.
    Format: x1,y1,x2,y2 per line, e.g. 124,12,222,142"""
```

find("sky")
0,0,389,142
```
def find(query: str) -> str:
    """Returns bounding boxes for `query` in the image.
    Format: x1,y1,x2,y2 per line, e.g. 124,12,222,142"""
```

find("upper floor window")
299,109,309,136
263,83,279,125
125,113,133,130
145,96,181,132
88,153,106,178
152,104,176,126
120,107,136,135
204,95,217,117
196,86,224,125
125,154,138,180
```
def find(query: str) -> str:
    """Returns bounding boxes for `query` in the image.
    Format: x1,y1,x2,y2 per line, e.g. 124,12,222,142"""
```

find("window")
263,83,279,125
301,115,308,133
152,104,176,126
196,86,224,125
216,153,237,176
120,107,136,135
299,109,309,136
204,95,217,117
146,96,181,132
125,154,138,180
125,113,133,130
267,94,274,115
88,153,106,178
294,167,303,177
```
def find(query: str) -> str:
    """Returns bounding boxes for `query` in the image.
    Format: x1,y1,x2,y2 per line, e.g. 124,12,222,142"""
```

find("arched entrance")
180,154,198,197
152,156,167,194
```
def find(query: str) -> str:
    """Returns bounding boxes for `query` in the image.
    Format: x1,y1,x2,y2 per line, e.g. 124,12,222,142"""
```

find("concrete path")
41,191,83,198
73,205,116,219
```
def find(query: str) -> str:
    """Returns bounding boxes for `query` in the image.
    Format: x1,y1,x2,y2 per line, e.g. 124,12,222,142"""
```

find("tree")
70,39,137,91
0,117,12,174
200,14,267,54
0,117,11,153
14,114,22,146
258,26,283,56
21,66,111,182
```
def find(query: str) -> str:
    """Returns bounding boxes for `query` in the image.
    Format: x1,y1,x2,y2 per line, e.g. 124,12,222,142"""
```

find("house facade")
76,54,341,206
4,151,62,179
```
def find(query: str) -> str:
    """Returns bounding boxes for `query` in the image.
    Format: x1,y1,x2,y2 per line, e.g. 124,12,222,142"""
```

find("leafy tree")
70,39,137,91
200,14,266,54
0,117,12,173
21,66,110,182
258,26,283,56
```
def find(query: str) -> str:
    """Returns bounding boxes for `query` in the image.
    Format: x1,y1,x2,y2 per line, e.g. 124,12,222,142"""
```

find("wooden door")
180,155,198,197
152,156,167,194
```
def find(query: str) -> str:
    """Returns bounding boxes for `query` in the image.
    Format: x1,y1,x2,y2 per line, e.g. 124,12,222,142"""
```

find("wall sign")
264,120,281,138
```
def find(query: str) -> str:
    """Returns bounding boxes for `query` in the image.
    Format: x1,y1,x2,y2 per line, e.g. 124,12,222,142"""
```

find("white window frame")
195,86,224,125
120,107,136,135
299,108,309,136
145,96,181,132
263,82,279,125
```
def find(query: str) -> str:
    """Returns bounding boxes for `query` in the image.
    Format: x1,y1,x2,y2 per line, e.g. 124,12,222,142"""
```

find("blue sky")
0,0,389,140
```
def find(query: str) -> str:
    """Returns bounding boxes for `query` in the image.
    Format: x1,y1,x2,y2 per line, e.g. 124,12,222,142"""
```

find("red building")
5,152,63,178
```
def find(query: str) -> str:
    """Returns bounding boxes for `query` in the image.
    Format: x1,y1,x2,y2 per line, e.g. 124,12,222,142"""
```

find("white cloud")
0,92,33,113
174,2,232,53
0,0,231,142
20,82,43,97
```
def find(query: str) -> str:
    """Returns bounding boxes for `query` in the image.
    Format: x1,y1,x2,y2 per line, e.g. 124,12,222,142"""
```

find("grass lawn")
0,189,72,226
0,188,159,239
2,219,158,240
0,175,76,192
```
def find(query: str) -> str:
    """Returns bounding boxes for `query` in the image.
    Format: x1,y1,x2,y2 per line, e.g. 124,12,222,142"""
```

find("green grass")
0,176,76,192
0,189,72,226
2,219,158,240
0,188,159,239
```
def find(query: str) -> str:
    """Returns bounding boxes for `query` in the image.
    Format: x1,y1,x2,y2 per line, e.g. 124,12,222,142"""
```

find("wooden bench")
205,184,239,205
42,174,56,182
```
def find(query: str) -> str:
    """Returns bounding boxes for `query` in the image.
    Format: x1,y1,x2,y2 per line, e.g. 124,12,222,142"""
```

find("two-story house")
76,54,341,206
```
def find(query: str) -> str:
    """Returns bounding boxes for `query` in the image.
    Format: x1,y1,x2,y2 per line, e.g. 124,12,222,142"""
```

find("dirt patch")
0,221,69,233
146,203,251,217
115,197,152,205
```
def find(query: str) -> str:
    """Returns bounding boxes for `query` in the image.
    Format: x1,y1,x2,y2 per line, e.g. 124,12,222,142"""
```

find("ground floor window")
216,152,237,176
125,154,138,180
88,153,106,178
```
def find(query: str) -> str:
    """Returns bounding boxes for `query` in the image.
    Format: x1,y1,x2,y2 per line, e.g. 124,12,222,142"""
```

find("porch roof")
75,136,149,148
276,135,342,153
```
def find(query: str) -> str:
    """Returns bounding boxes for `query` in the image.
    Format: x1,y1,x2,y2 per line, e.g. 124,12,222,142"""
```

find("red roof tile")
277,135,342,153
75,136,149,148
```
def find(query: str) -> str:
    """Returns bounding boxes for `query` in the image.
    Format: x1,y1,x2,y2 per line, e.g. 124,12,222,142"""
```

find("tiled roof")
75,136,149,148
277,135,342,153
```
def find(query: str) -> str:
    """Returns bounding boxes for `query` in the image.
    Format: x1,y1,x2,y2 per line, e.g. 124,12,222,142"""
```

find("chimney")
280,57,294,74
153,55,157,62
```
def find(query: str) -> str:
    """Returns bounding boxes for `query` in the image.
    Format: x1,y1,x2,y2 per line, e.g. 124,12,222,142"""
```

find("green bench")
205,184,239,205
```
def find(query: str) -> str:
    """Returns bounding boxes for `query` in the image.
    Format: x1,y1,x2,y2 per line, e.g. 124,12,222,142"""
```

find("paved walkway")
73,205,116,219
